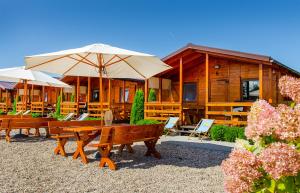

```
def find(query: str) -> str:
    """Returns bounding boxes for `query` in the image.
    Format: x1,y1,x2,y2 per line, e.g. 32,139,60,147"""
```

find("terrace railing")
61,102,78,115
144,102,181,121
31,102,44,114
88,102,110,118
205,102,253,126
0,102,7,112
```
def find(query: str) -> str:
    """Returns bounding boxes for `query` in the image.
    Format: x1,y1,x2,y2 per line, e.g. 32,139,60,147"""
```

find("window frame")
241,79,260,101
183,82,197,102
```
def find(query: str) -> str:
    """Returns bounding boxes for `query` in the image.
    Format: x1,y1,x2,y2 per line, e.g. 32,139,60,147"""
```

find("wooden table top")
62,126,102,133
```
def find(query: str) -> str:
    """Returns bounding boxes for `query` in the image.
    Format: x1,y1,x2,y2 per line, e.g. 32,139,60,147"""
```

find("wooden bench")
48,120,103,157
1,117,55,142
89,124,164,170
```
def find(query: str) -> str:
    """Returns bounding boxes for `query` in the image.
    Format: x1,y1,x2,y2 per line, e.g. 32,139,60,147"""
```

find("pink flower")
278,76,300,104
222,149,262,193
258,142,300,179
245,100,279,140
273,104,300,141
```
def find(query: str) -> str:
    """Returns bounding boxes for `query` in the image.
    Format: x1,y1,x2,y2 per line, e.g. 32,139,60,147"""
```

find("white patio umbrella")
0,66,71,110
24,43,172,117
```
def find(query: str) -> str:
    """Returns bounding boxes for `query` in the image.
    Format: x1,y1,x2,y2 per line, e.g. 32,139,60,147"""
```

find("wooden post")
87,77,91,103
268,67,273,103
122,80,126,118
205,53,209,118
145,79,148,102
60,88,63,102
179,57,183,122
23,80,28,111
144,79,148,119
108,79,111,108
31,84,34,103
97,54,103,121
159,78,162,103
5,90,8,112
42,86,45,115
259,64,263,99
76,76,80,115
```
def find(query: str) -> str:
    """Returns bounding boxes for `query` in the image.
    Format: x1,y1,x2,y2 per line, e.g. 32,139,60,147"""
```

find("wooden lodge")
144,43,300,125
60,76,144,119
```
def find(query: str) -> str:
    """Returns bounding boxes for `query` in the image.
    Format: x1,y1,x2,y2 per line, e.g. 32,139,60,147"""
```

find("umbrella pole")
97,54,103,125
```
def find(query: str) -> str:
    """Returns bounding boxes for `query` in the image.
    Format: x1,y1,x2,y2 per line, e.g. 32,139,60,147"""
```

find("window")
242,80,259,101
183,83,197,102
92,89,99,102
119,88,129,102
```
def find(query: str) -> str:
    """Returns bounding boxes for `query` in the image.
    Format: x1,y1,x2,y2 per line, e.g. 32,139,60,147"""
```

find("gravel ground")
0,130,233,193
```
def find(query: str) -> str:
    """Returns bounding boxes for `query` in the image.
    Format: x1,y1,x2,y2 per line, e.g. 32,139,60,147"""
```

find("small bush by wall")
210,125,245,142
136,119,160,125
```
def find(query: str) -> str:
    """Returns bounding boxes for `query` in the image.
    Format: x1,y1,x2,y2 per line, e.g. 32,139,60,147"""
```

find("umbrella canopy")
24,43,172,80
0,66,71,88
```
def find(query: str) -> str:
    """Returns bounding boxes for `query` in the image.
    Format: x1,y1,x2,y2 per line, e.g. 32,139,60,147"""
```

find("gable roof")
0,81,17,90
162,43,300,76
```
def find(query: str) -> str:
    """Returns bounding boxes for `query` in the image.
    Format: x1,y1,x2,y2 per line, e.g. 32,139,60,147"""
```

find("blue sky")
0,0,300,72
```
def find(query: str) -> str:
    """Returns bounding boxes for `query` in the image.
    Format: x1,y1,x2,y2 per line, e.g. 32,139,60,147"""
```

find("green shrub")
31,113,42,118
55,95,61,117
0,109,4,115
12,98,17,113
236,127,246,139
7,111,16,115
130,89,144,124
211,125,246,142
148,88,156,102
210,125,226,141
71,94,75,102
136,119,160,125
84,117,102,121
224,127,238,142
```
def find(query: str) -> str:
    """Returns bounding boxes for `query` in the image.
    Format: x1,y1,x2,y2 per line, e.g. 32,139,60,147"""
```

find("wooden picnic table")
62,126,102,164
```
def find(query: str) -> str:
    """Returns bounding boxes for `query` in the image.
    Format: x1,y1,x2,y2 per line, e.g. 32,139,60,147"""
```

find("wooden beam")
42,86,45,115
87,77,91,103
60,88,63,103
97,54,103,121
205,53,209,118
179,57,183,121
123,80,126,118
5,90,8,112
108,79,111,107
31,84,34,102
23,80,28,111
159,78,162,103
259,64,263,99
268,67,273,103
145,79,148,102
76,76,80,115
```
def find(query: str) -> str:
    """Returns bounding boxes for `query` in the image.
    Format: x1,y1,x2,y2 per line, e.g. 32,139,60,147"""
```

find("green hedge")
210,125,245,142
136,119,160,125
148,88,156,102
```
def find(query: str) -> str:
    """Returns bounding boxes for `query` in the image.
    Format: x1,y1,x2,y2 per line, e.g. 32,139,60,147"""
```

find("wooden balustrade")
16,102,26,112
31,102,44,114
206,102,253,126
61,102,78,115
87,102,110,118
0,102,7,112
144,102,181,121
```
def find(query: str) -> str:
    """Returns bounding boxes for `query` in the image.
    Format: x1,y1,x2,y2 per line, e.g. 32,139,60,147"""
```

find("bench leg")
144,139,161,159
5,129,11,143
118,144,134,154
99,145,116,170
34,128,40,137
54,138,68,157
45,128,50,138
73,141,89,164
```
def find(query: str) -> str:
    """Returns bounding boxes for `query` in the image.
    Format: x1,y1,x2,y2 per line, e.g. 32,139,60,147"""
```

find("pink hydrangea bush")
222,76,300,193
